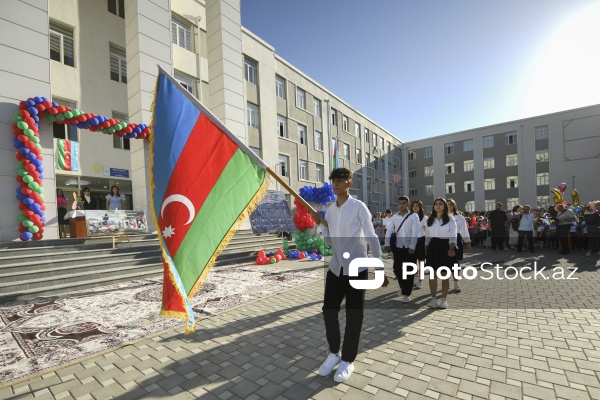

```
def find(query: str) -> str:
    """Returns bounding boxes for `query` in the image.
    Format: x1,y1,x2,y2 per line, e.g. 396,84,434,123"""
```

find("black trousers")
322,269,367,363
556,225,571,254
491,235,504,250
392,247,417,296
517,230,534,252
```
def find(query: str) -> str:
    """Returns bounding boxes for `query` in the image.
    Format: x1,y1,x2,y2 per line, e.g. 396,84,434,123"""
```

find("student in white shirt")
424,198,457,309
447,199,471,293
382,209,393,257
517,205,536,253
411,200,426,289
555,204,577,255
311,168,382,383
384,196,421,302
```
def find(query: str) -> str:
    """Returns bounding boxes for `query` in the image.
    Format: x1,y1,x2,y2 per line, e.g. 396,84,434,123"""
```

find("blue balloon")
77,123,85,129
51,101,58,107
33,116,39,123
41,96,49,102
23,198,34,205
27,107,38,116
20,232,33,241
39,174,44,179
25,99,35,107
310,253,317,260
19,147,30,154
29,203,41,211
16,193,26,201
34,96,43,103
90,118,99,125
41,216,46,222
26,153,37,160
33,159,43,167
319,211,326,217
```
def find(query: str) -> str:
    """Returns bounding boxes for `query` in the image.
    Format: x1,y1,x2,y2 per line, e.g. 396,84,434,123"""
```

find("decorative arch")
12,96,150,241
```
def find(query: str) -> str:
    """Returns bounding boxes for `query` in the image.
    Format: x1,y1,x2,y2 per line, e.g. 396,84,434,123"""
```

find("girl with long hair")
411,200,426,289
446,198,472,293
56,188,68,238
105,185,126,210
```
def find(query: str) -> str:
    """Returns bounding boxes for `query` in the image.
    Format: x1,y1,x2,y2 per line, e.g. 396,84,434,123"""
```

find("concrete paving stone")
397,376,428,395
368,374,399,393
227,379,260,398
492,356,520,370
449,365,477,381
255,382,288,399
458,380,491,398
536,370,569,386
554,384,590,400
281,383,317,400
476,367,506,382
69,380,102,398
565,371,600,388
342,373,371,391
46,378,81,397
420,364,449,380
339,387,373,400
90,382,127,399
157,374,188,391
440,354,467,368
393,362,423,378
414,353,442,366
427,377,458,397
490,381,522,399
367,360,395,376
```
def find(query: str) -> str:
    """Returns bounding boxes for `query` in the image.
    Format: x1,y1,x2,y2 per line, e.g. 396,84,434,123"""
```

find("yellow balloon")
551,188,563,204
571,189,580,206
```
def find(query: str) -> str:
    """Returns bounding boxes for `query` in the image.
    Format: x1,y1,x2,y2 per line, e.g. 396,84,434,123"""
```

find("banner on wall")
85,210,148,236
249,190,296,234
56,139,79,171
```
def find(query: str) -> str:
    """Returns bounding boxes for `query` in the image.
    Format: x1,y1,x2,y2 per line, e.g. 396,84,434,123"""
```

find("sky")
240,0,600,142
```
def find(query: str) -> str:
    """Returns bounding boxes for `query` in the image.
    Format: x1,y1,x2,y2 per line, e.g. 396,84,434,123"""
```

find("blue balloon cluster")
299,183,335,205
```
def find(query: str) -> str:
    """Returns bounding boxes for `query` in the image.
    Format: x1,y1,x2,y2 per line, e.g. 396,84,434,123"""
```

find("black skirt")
455,233,464,261
414,236,426,260
425,237,455,270
57,207,68,225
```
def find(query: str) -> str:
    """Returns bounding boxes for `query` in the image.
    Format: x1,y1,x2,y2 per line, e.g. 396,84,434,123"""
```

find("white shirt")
453,213,471,243
418,216,426,238
384,212,421,249
383,216,393,230
318,197,382,276
557,209,576,225
518,213,535,231
84,195,91,202
424,216,457,246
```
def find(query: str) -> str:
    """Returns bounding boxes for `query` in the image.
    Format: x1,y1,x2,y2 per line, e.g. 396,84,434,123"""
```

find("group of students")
309,168,470,383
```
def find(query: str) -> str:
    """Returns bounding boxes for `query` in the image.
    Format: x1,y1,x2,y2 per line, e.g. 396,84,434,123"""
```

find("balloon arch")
11,96,150,241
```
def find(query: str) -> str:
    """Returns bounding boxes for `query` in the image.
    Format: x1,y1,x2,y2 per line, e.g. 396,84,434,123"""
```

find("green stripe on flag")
57,140,66,170
173,148,266,294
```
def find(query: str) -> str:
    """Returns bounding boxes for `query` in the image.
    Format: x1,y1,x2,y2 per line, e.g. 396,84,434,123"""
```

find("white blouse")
453,213,471,243
424,216,457,246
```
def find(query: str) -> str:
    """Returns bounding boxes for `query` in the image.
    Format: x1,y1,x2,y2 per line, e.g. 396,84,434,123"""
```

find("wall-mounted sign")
103,167,130,178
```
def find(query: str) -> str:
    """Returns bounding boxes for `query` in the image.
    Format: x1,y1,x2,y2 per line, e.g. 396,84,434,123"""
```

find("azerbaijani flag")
57,139,79,171
331,138,338,169
150,67,268,333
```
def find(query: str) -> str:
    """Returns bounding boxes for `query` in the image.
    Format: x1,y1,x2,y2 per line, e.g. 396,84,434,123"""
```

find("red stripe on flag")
64,140,72,171
162,261,186,313
158,114,238,257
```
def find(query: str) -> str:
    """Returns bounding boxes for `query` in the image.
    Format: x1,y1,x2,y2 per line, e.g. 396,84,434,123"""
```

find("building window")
506,154,518,167
380,137,384,150
507,176,518,188
373,156,378,170
536,172,549,186
244,58,257,84
278,154,289,177
297,124,307,144
425,185,434,196
171,14,192,51
277,115,287,138
484,178,495,190
174,71,195,95
294,87,305,109
409,170,417,179
356,148,362,164
365,128,369,143
49,21,75,67
299,160,308,180
314,131,323,151
507,198,519,210
444,143,454,155
372,133,377,146
445,163,454,174
535,125,549,140
331,108,337,125
485,200,496,211
409,189,418,197
463,160,474,172
464,181,474,192
393,164,398,173
465,201,475,213
424,165,434,177
505,132,517,145
408,150,416,161
52,98,78,141
108,0,125,18
112,111,130,150
380,158,385,171
424,147,433,158
463,139,473,152
537,195,549,209
246,103,259,128
483,157,495,169
342,115,349,132
275,75,286,98
536,149,549,162
483,135,494,148
316,164,324,183
342,143,350,159
250,147,261,157
354,174,362,190
109,43,127,83
314,98,321,117
365,152,370,165
367,177,372,192
355,123,361,138
446,183,455,194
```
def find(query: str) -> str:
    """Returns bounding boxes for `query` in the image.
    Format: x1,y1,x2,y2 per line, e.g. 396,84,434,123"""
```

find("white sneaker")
454,281,462,293
318,352,341,376
438,298,448,309
416,279,423,289
427,298,438,308
587,251,592,256
334,361,354,382
402,295,410,303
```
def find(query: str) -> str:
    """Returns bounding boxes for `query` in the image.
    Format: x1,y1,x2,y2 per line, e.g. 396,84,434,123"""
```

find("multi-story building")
404,104,600,213
0,0,401,241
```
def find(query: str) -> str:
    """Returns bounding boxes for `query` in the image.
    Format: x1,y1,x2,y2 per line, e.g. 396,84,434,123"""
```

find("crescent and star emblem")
160,194,195,239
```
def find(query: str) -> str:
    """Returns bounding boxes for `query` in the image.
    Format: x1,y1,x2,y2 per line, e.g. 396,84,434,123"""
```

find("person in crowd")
105,185,126,211
311,168,382,383
517,205,535,252
584,201,600,256
383,209,394,257
373,212,384,244
384,197,420,303
508,205,522,249
80,187,97,210
447,199,471,293
56,189,69,238
488,202,508,251
424,198,457,309
411,200,426,290
555,204,576,255
475,217,488,247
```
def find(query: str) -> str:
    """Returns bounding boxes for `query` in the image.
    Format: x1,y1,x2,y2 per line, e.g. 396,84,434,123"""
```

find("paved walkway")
2,247,600,399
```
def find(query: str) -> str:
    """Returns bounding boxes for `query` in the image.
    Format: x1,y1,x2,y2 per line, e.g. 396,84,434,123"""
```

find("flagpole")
266,167,317,214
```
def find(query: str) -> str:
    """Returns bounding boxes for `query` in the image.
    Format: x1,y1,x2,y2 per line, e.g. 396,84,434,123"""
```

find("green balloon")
31,136,40,144
35,143,41,149
22,220,33,227
17,215,26,222
47,114,57,123
102,129,109,134
39,193,45,199
35,187,44,194
64,111,73,119
17,121,28,130
56,114,65,121
12,114,23,123
22,175,33,183
269,257,276,264
108,127,115,134
72,109,81,117
28,225,39,233
28,182,39,190
17,169,28,177
24,129,35,137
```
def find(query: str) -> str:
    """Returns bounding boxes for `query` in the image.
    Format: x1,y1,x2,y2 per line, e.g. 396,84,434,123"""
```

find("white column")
125,0,172,234
0,0,54,241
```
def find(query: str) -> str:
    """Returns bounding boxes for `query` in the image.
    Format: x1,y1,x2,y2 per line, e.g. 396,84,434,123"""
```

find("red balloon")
281,254,286,260
18,203,27,211
21,188,32,195
78,115,87,122
48,107,58,115
40,205,46,211
30,214,41,223
36,154,43,160
18,225,28,233
33,233,43,240
19,101,27,110
25,141,36,150
36,103,45,112
258,250,266,258
25,163,36,172
298,253,305,259
277,248,284,255
43,100,53,109
24,117,35,126
275,255,282,262
38,228,44,234
17,135,28,143
19,110,30,118
22,210,34,217
56,105,66,113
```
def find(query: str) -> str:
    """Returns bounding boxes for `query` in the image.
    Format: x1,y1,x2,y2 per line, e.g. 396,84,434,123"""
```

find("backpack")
390,212,413,250
511,215,521,231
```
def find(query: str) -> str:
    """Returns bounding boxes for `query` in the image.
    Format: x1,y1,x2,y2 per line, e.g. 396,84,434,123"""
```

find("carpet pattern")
0,264,321,385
